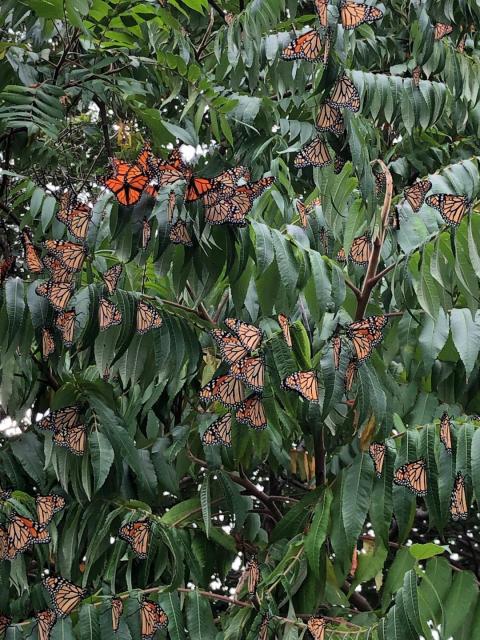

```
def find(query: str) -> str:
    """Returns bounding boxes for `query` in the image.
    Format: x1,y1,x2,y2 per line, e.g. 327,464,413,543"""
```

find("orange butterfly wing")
199,374,245,408
36,280,74,312
425,193,471,227
230,356,265,393
434,23,453,40
140,599,168,639
36,494,66,527
211,329,249,365
57,193,92,240
99,298,122,330
225,318,263,351
44,240,87,272
245,556,260,595
440,412,452,454
43,256,74,283
119,519,151,558
52,423,86,456
316,102,345,134
393,459,427,496
201,413,232,446
278,314,292,348
136,301,163,335
294,138,332,169
6,513,51,560
344,358,357,391
327,74,360,112
42,328,55,360
450,472,468,520
42,576,87,617
340,1,383,30
236,395,267,430
111,597,124,633
404,180,432,212
282,371,319,402
282,30,325,62
35,609,57,640
54,310,76,347
307,616,327,640
22,229,44,274
369,442,386,478
314,0,328,27
169,220,193,246
102,264,123,296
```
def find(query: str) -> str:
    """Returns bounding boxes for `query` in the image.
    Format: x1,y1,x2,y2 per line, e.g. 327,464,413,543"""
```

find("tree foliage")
0,0,480,638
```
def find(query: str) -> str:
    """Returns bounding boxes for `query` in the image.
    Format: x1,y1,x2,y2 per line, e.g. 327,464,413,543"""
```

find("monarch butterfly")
316,102,345,135
369,442,386,478
332,334,342,369
230,356,265,393
0,256,15,284
148,147,191,189
36,280,74,312
36,494,66,527
35,609,57,640
185,168,239,203
21,228,44,274
245,556,260,595
205,177,274,226
340,1,383,30
140,598,168,640
334,155,347,174
337,234,372,266
236,395,267,431
103,152,152,207
390,208,401,230
201,413,232,446
0,616,11,637
118,519,151,558
258,613,271,640
412,65,422,87
327,74,360,112
0,526,6,560
282,370,319,402
282,30,328,63
225,318,263,352
42,255,73,284
307,616,327,640
404,180,432,212
457,33,467,53
38,405,81,433
440,412,452,454
345,315,388,363
211,329,249,365
201,167,251,206
169,220,193,247
136,301,163,335
54,310,76,348
315,0,328,27
57,193,92,241
393,459,427,496
42,576,87,617
0,488,12,501
42,328,55,360
99,298,122,330
3,513,50,559
296,201,307,228
345,357,357,391
425,193,471,227
102,264,123,296
111,598,123,633
278,313,292,348
199,374,245,409
167,189,176,223
294,138,332,169
434,23,453,40
141,218,151,250
52,423,86,456
44,240,87,273
374,170,386,196
450,472,468,521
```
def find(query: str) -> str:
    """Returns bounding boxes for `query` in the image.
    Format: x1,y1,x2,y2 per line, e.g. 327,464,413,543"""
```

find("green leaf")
409,543,445,560
443,570,479,639
200,472,212,539
88,430,115,493
185,590,217,640
5,277,25,349
304,487,332,579
450,309,480,379
78,604,100,640
341,453,374,546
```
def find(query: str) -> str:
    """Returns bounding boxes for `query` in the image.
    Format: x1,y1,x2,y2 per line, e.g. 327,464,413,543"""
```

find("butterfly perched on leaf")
199,374,245,408
43,255,74,283
412,65,422,87
307,616,327,640
38,405,81,432
42,328,55,360
457,33,467,53
42,576,87,617
278,314,292,348
314,0,328,27
296,197,322,228
337,233,372,266
136,301,163,335
0,256,15,284
118,519,151,559
236,395,267,431
36,494,66,527
37,405,86,456
327,74,360,112
36,280,74,312
369,442,386,478
393,459,427,496
211,329,249,365
141,218,151,250
334,155,347,174
111,597,123,633
102,264,123,296
332,334,342,369
425,193,471,227
245,556,260,596
258,613,271,640
21,228,44,274
316,102,345,135
140,598,168,640
167,189,176,223
434,23,453,40
99,298,122,330
282,370,319,402
345,315,388,363
440,412,452,454
44,240,87,273
230,356,265,393
282,29,329,63
169,220,193,247
148,147,191,189
203,177,274,226
340,1,383,30
102,143,155,206
35,609,57,640
404,180,431,212
185,167,248,203
201,413,232,446
52,423,86,456
57,192,92,241
344,357,357,391
295,138,332,169
450,472,468,521
2,512,50,560
54,310,76,347
225,318,263,352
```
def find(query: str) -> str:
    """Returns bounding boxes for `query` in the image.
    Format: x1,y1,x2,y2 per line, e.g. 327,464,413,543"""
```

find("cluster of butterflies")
21,222,164,361
368,412,470,521
36,404,86,456
403,178,472,227
102,141,275,233
0,581,167,640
